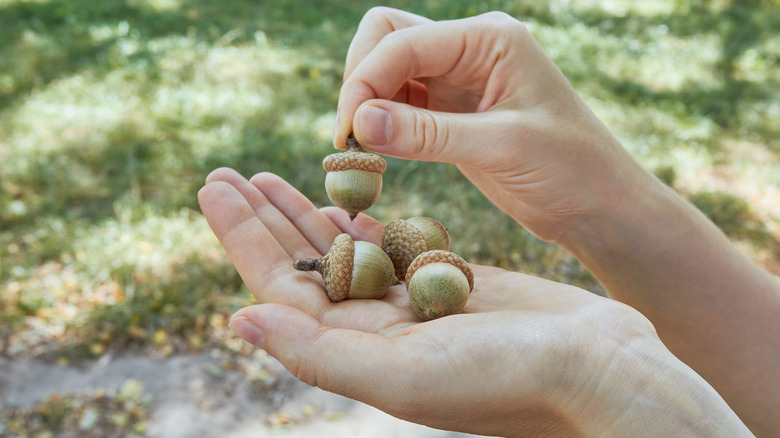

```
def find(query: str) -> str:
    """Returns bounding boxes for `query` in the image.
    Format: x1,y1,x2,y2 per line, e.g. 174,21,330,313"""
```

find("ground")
0,351,484,438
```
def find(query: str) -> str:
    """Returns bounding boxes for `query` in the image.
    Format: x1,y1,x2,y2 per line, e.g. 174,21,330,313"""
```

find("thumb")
353,100,515,168
228,303,407,406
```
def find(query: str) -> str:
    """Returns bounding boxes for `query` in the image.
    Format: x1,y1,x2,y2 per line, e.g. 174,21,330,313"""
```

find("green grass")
1,0,779,361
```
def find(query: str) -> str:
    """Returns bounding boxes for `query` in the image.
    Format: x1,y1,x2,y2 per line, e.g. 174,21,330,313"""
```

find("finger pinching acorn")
296,134,474,320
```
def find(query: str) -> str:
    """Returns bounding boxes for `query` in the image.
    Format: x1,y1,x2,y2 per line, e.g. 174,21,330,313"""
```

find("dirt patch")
0,352,485,438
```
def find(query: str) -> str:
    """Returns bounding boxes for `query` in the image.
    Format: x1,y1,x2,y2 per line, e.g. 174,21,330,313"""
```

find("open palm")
198,168,663,436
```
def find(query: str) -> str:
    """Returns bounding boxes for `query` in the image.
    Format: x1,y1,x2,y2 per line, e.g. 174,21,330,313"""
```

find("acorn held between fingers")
323,134,387,220
311,131,474,319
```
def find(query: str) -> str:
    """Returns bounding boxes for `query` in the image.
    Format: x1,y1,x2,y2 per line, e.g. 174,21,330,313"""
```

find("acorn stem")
346,133,365,152
293,258,322,272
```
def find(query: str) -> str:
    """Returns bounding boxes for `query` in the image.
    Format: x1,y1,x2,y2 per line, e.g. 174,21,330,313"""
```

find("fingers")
344,7,432,80
198,180,299,294
206,168,322,260
230,303,409,407
198,178,333,311
354,101,523,170
334,11,530,148
248,172,343,256
319,206,385,246
335,18,472,148
201,169,415,326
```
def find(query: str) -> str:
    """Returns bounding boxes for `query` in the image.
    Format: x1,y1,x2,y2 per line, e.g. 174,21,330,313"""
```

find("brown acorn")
293,233,395,302
405,250,474,320
323,134,387,220
381,217,450,281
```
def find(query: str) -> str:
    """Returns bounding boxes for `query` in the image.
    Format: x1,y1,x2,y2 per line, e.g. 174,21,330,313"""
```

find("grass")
1,0,779,363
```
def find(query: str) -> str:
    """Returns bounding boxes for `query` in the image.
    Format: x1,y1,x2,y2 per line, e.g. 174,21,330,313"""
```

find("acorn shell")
324,170,382,219
405,250,474,291
322,136,387,220
382,217,450,281
295,233,394,302
349,240,395,299
405,250,474,320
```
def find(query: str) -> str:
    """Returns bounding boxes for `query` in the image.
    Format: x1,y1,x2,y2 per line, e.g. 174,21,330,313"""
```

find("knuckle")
290,359,320,388
375,29,419,78
412,110,448,158
480,10,514,23
379,26,414,51
363,6,393,22
479,11,528,35
288,326,333,389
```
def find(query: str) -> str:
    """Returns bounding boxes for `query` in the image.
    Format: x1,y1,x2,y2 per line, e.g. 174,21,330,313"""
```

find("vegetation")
1,0,778,365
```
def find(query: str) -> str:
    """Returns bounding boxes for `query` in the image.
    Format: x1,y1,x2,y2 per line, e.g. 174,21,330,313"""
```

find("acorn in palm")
294,233,395,302
381,217,451,281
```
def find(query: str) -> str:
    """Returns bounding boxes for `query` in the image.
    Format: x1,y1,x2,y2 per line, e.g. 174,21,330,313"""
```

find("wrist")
557,336,753,437
553,162,697,288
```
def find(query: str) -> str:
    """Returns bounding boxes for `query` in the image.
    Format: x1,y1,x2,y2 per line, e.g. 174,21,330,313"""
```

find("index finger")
343,7,432,81
198,180,333,313
334,12,523,148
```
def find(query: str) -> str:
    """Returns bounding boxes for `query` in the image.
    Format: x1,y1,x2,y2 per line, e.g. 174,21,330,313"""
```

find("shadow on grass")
572,0,780,148
3,0,776,229
0,0,374,231
0,0,369,112
1,0,777,360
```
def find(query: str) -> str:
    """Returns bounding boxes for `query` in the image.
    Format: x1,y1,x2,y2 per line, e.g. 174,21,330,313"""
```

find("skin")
199,169,751,437
199,7,779,437
332,7,779,436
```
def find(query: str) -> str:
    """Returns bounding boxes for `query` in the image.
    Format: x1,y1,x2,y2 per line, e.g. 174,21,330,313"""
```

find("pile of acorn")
293,135,473,320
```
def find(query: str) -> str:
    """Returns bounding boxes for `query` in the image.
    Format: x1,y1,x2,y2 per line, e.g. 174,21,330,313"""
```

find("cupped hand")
335,8,654,242
197,168,748,437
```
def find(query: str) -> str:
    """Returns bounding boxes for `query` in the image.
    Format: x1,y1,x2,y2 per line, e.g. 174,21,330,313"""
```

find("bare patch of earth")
0,351,486,438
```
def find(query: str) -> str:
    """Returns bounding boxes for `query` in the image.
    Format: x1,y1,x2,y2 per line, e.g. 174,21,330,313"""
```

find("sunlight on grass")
1,208,238,357
129,0,182,12
1,0,778,363
1,30,289,159
557,0,677,16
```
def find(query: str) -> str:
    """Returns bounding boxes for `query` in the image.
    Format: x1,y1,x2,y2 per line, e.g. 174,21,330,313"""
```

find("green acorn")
381,217,450,281
294,233,395,302
405,250,474,320
323,135,387,220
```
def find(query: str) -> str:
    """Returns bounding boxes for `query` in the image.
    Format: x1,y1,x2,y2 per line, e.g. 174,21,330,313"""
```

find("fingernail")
358,105,391,146
229,315,265,348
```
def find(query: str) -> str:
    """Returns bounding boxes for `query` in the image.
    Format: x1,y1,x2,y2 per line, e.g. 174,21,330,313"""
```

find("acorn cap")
381,217,450,281
322,136,387,174
317,233,355,302
406,217,450,252
382,219,428,281
405,250,474,292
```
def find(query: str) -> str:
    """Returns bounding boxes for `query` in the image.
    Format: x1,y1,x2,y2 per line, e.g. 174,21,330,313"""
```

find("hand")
198,168,752,437
336,10,780,435
334,7,652,243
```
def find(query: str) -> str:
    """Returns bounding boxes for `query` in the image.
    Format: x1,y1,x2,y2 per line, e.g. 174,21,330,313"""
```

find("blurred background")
1,0,778,436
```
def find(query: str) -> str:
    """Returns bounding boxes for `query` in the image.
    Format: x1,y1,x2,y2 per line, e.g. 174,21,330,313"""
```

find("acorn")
381,217,450,281
405,250,474,320
323,134,387,220
293,233,395,302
